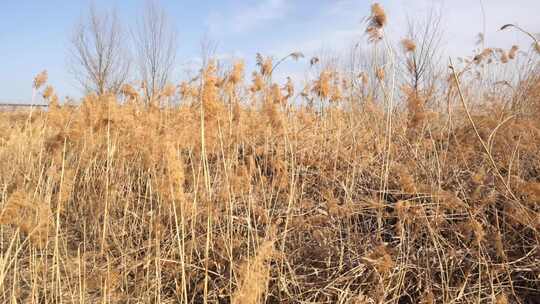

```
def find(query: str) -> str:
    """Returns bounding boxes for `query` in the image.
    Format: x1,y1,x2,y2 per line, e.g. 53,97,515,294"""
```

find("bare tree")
400,8,444,103
133,0,178,101
343,42,391,103
199,32,218,70
69,5,130,95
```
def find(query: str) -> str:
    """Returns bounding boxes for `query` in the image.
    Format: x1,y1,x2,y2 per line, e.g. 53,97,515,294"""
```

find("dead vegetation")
1,2,539,303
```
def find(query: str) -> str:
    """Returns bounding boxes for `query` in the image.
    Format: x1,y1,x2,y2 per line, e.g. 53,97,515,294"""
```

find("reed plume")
366,3,387,42
33,70,48,89
232,240,275,304
401,38,416,53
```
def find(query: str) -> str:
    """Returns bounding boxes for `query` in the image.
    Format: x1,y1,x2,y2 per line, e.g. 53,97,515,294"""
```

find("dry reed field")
1,3,540,303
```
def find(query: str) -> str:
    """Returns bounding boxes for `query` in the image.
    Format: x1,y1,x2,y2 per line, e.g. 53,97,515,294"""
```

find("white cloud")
207,0,291,35
380,0,540,56
195,0,540,93
232,0,289,32
252,0,540,88
293,0,539,59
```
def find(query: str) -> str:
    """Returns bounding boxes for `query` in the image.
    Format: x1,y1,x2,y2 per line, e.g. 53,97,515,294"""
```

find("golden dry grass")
1,4,540,303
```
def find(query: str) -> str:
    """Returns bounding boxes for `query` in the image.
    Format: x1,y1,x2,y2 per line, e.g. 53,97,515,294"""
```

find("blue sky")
0,0,538,101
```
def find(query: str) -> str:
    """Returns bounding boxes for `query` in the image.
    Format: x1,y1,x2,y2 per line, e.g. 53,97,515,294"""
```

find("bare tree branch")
68,5,130,96
133,0,178,102
400,8,444,104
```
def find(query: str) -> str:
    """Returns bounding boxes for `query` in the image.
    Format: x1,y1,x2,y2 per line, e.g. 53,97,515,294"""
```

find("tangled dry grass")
1,4,540,304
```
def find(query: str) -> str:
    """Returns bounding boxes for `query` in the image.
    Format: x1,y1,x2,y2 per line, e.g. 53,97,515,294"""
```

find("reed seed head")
401,38,416,53
33,70,48,89
370,3,387,28
508,45,519,59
